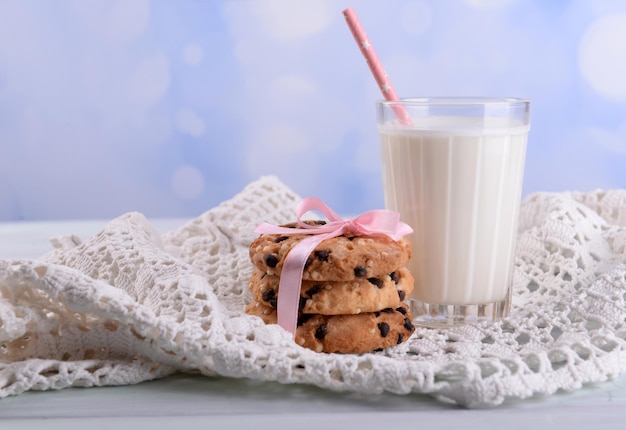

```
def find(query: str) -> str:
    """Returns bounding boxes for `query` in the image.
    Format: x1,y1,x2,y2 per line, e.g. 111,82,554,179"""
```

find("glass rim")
377,97,530,106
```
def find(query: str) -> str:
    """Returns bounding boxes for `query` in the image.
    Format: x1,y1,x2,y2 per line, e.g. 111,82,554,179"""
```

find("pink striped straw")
342,7,412,125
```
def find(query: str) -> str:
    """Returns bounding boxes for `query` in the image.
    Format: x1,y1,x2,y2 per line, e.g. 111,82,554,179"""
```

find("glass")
377,97,530,326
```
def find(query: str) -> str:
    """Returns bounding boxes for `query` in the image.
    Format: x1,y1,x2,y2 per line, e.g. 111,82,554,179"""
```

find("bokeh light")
0,0,625,221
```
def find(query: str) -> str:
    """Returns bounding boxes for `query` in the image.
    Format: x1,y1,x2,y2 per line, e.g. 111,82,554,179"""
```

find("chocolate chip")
314,250,330,262
297,314,314,326
396,306,407,315
380,307,394,314
354,266,367,277
367,278,383,289
377,322,390,337
403,317,414,332
264,254,279,268
374,311,380,317
305,285,323,297
397,333,404,344
304,257,313,269
398,290,406,301
261,289,275,302
389,271,399,284
260,289,276,307
313,220,327,226
275,236,289,243
315,324,328,340
299,296,306,311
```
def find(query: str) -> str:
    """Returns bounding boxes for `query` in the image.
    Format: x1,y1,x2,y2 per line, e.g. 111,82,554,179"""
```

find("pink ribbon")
254,197,413,338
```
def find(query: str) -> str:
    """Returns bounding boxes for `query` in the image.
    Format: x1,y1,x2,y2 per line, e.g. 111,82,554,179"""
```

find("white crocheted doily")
1,176,625,407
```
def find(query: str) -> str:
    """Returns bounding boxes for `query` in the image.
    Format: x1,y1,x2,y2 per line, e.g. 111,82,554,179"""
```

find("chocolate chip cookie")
248,267,414,315
246,301,415,354
249,221,412,281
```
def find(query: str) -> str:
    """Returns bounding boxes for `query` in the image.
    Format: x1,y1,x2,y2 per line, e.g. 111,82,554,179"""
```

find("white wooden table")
1,219,626,429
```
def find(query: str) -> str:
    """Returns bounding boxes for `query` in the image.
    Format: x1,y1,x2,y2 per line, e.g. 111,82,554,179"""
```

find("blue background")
1,0,625,221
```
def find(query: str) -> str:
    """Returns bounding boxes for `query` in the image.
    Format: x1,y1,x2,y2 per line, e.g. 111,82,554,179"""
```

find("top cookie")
249,220,412,281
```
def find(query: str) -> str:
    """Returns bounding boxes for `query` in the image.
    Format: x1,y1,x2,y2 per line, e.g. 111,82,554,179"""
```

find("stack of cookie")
245,221,415,354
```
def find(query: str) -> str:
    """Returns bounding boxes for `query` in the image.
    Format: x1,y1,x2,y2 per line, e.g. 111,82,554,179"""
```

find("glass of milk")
377,97,530,326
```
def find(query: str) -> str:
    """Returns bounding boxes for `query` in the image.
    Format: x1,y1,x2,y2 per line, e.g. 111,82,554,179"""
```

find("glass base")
409,291,511,328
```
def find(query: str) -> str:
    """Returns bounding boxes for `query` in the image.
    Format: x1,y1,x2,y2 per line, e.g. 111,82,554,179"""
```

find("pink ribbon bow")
254,197,413,338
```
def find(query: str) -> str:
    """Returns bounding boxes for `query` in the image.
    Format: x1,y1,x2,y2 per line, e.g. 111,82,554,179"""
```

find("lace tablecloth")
1,176,625,407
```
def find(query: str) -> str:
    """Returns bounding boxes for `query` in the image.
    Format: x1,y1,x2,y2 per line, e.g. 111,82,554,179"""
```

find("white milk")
379,118,528,306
